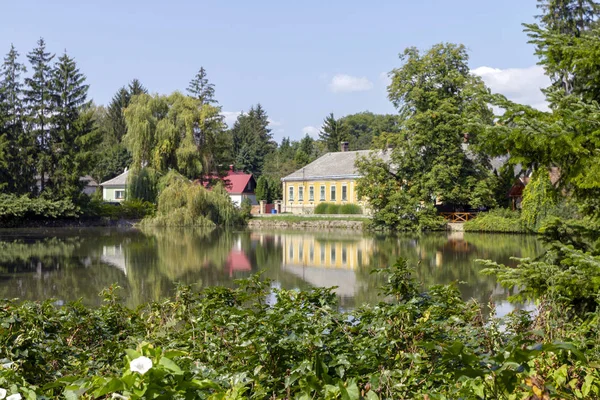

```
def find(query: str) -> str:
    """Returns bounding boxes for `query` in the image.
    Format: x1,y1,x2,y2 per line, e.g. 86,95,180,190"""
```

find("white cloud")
268,118,283,127
302,126,320,138
222,111,242,128
471,65,551,111
329,74,374,93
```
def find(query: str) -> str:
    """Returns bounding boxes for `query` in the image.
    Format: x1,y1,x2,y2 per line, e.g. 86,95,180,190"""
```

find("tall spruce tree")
229,104,276,176
187,67,217,105
319,113,347,152
106,87,130,142
0,45,33,193
24,38,55,194
128,79,147,97
49,52,96,200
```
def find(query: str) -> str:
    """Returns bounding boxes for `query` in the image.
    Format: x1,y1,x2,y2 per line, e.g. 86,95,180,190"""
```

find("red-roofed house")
203,166,258,207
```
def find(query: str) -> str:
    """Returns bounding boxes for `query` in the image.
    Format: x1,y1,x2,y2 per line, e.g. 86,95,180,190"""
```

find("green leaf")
159,356,182,374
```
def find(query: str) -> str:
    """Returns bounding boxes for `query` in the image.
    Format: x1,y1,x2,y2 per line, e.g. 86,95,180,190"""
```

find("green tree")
339,112,401,150
229,104,276,176
24,38,55,194
255,175,269,202
123,92,225,180
106,87,130,142
48,52,98,201
187,67,217,105
319,112,347,152
128,79,147,97
0,44,33,194
357,43,496,230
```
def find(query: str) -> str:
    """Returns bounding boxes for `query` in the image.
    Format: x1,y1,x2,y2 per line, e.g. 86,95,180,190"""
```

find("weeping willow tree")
142,171,244,227
521,168,558,230
123,92,225,179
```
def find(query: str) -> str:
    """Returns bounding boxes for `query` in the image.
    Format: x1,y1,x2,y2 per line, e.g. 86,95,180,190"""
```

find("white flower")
0,388,6,400
129,356,153,375
6,394,21,400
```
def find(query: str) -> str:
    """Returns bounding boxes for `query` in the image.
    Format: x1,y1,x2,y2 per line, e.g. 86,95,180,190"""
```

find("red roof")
200,167,255,195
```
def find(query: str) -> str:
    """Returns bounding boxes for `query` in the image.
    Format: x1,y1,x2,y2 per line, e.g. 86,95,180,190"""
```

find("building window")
330,185,336,201
288,186,294,201
342,185,347,201
115,190,125,200
288,244,294,259
309,186,314,201
298,186,304,201
320,246,325,263
342,246,347,264
331,247,336,263
309,244,314,262
299,241,304,260
320,185,325,201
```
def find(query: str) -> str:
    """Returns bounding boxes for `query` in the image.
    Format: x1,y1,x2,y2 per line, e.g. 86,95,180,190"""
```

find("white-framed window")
342,185,347,201
309,186,314,201
309,244,314,262
115,190,125,200
331,247,336,263
342,246,347,264
320,185,326,201
299,186,304,201
299,242,304,259
330,185,336,201
288,186,294,201
320,246,325,263
288,244,294,259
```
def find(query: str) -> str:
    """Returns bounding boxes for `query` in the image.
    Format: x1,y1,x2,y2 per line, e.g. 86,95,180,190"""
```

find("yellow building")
281,145,390,214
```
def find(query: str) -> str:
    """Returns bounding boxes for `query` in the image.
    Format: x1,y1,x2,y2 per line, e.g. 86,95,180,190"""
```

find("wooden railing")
440,212,477,223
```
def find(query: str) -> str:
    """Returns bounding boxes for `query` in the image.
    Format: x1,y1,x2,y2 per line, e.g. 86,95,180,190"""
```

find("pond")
0,227,543,311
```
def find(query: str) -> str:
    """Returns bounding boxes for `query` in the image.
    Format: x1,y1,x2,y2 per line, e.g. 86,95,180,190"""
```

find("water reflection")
0,228,543,309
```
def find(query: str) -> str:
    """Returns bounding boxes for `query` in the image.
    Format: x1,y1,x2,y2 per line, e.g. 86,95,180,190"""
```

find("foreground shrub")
1,252,599,399
464,208,525,233
339,203,362,214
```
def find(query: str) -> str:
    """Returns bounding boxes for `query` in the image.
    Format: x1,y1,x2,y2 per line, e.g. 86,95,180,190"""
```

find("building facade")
100,169,129,202
281,146,390,214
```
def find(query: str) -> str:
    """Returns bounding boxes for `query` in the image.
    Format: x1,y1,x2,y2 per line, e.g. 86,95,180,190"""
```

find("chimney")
340,141,349,152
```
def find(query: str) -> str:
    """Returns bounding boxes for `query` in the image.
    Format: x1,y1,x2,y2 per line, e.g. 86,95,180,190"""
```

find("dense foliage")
356,43,497,231
463,209,525,233
1,239,599,399
0,193,79,225
141,171,244,227
314,202,362,215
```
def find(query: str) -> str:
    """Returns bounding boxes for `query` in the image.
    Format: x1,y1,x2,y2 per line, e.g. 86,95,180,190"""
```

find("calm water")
0,228,543,310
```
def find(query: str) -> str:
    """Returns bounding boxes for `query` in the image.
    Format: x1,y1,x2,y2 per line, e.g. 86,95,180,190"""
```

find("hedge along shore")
247,215,367,230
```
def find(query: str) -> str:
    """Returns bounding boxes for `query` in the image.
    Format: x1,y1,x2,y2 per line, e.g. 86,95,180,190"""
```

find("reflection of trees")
0,228,544,310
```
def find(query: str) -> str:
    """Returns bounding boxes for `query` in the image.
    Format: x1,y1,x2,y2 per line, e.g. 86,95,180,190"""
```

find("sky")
1,0,550,143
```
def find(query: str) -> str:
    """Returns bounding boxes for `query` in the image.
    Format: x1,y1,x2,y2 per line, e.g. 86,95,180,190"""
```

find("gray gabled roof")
282,150,391,182
100,169,129,186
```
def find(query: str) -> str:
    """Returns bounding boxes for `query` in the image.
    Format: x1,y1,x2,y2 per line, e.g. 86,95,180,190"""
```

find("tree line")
0,40,398,209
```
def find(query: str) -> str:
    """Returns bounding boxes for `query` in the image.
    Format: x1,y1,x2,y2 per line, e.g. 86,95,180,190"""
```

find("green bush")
339,203,362,214
315,202,362,214
84,199,155,220
464,208,525,233
0,193,79,225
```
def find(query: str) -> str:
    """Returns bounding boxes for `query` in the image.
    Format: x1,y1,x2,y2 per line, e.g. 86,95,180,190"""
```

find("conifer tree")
187,67,217,105
128,79,147,97
229,104,276,176
319,113,347,152
0,45,33,193
24,38,55,194
49,52,96,200
106,87,130,142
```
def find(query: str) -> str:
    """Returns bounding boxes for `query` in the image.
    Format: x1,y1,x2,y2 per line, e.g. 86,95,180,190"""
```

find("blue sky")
1,0,548,142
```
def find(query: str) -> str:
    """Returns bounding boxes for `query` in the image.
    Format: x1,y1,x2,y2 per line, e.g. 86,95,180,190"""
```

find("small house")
100,169,129,202
202,166,258,207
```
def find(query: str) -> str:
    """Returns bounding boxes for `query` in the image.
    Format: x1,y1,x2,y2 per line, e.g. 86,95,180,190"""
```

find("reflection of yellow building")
281,234,373,270
281,146,390,214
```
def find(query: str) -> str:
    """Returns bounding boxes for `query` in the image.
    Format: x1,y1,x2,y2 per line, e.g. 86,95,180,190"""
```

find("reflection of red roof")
225,250,252,277
200,167,255,195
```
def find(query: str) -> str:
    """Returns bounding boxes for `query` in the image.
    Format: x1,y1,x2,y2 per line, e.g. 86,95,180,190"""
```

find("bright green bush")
315,202,362,214
464,208,525,233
